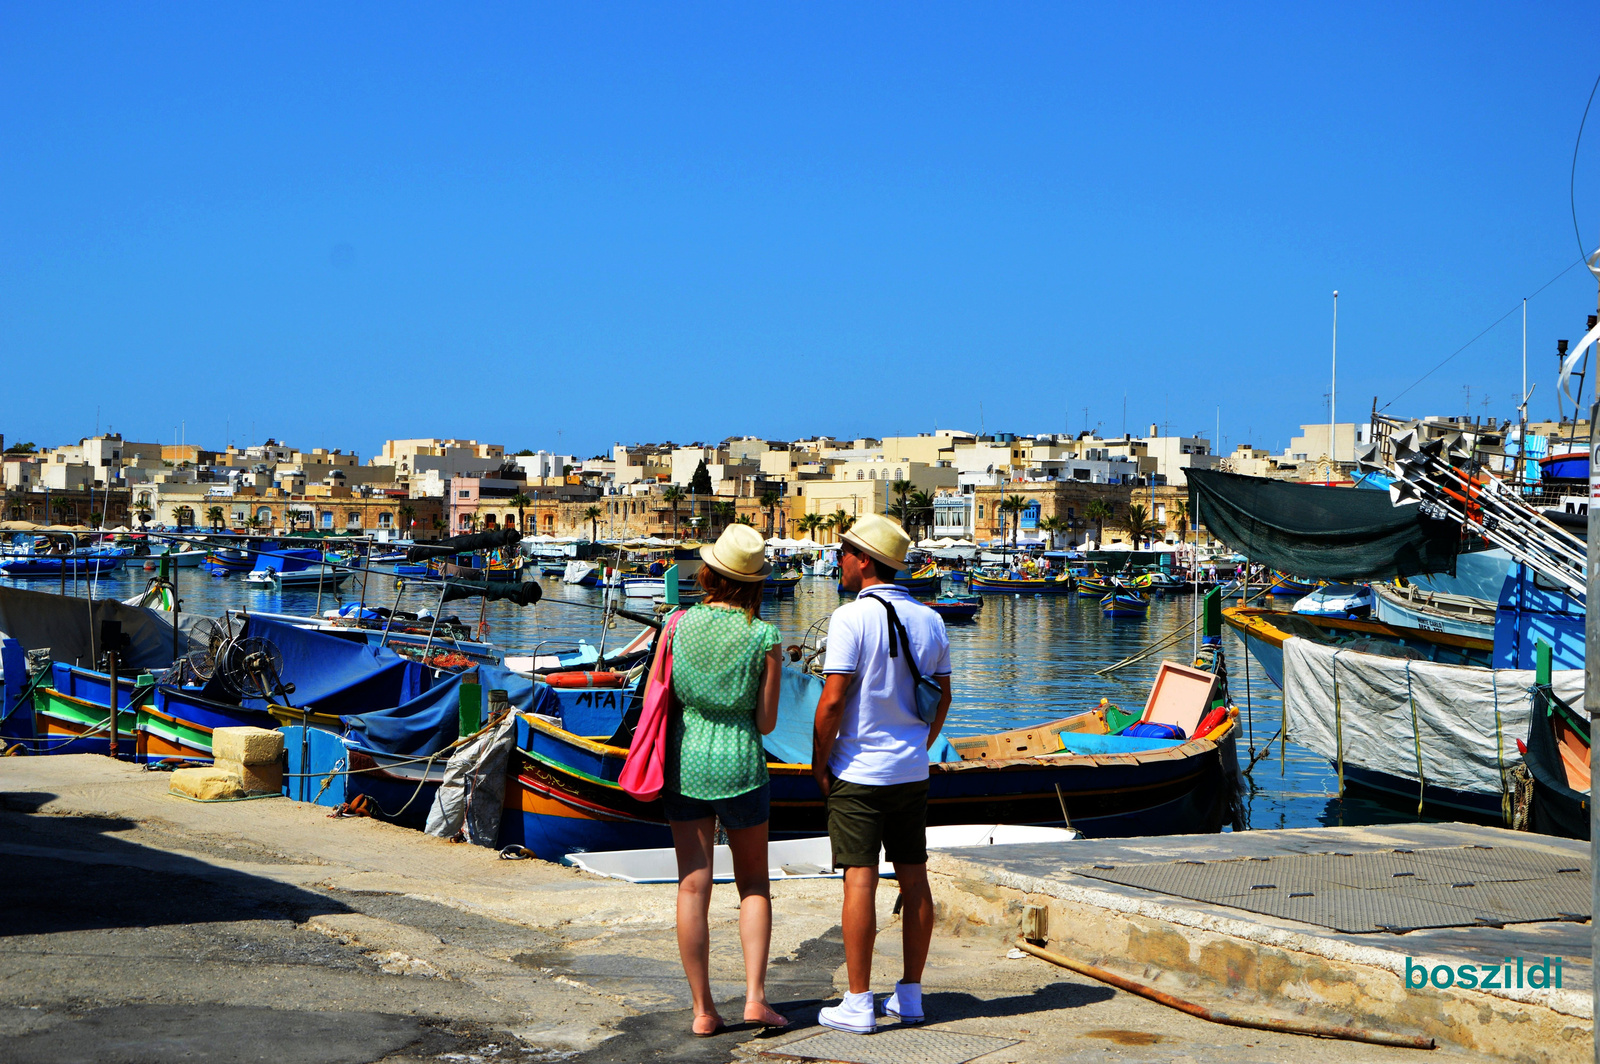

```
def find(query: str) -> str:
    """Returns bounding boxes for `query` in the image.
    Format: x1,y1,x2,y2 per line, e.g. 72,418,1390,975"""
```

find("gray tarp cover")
1186,468,1459,580
0,585,177,669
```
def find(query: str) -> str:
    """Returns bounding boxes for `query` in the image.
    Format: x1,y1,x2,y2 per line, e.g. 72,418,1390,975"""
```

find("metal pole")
1589,317,1600,1063
1330,290,1339,465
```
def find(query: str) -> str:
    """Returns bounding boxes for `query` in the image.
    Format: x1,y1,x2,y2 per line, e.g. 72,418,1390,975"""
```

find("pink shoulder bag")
618,610,684,801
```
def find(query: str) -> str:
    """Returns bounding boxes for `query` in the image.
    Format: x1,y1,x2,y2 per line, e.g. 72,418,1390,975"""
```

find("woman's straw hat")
700,524,773,582
841,513,910,573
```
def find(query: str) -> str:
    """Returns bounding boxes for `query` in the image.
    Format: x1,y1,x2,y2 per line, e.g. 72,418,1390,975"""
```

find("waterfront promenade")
2,755,1507,1064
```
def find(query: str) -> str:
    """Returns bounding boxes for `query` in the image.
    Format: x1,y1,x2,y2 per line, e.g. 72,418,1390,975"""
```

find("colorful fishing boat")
1371,582,1497,642
1099,591,1149,618
969,572,1075,594
926,597,981,622
0,555,124,577
837,561,943,595
1073,576,1115,598
763,573,802,597
1519,685,1589,839
1267,572,1321,595
1221,606,1492,688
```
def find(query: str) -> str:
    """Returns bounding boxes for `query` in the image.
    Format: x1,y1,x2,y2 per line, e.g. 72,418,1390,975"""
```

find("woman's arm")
755,646,782,735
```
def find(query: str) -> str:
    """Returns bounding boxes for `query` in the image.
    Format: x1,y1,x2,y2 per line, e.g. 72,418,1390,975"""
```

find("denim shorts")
662,782,770,829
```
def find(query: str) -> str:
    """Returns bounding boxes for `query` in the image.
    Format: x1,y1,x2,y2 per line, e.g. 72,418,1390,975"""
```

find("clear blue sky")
4,4,1600,459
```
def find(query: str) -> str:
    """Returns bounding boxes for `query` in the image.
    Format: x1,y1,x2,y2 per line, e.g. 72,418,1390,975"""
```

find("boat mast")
1330,290,1339,470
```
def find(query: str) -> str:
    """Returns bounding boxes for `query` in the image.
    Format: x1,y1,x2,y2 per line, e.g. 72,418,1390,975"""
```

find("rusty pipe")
1014,939,1435,1051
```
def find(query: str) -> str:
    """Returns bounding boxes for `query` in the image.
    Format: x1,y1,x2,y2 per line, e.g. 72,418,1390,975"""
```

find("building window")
977,505,984,518
347,511,361,527
856,471,864,480
458,490,471,498
378,512,393,528
321,511,333,528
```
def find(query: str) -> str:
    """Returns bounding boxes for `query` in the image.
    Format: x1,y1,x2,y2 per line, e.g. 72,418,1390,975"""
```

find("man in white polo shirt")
812,514,952,1035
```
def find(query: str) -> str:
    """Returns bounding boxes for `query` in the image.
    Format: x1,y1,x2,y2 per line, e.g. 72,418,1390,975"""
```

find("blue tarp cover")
217,616,428,716
763,667,959,766
342,662,536,756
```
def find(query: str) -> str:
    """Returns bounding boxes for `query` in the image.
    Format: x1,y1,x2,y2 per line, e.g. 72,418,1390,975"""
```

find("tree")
1165,497,1189,545
689,460,713,496
581,504,602,542
244,514,261,531
1125,503,1153,548
834,512,856,538
710,500,735,531
821,514,838,541
1085,499,1112,547
905,491,934,542
398,504,416,533
1000,494,1028,550
513,448,534,457
889,478,912,513
204,505,225,531
759,490,780,535
735,513,754,526
509,493,531,535
795,512,820,540
661,486,686,540
1037,515,1065,549
4,441,36,454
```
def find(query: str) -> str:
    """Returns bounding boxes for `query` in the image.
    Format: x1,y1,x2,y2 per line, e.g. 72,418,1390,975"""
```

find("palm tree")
398,503,416,534
735,513,754,526
205,505,225,531
1037,515,1065,549
905,490,934,541
889,478,912,514
821,514,838,541
1085,499,1112,547
1000,494,1028,550
830,510,851,542
1165,497,1189,545
244,513,261,532
796,512,821,541
661,486,686,541
1125,503,1153,548
581,504,602,543
509,493,531,535
710,500,735,532
52,499,72,526
759,490,780,535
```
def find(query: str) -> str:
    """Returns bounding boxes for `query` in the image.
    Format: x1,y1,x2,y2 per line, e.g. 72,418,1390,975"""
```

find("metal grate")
760,1029,1020,1064
1072,846,1592,934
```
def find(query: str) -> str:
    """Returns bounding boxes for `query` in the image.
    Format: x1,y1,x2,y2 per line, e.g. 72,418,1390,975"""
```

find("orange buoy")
544,671,627,689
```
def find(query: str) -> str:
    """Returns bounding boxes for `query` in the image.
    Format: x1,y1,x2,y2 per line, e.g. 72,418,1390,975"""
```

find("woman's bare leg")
672,817,722,1034
726,821,786,1026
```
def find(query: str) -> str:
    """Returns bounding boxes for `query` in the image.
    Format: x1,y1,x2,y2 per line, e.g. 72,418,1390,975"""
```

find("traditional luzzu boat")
763,573,802,597
926,596,981,622
841,562,943,595
500,605,1244,858
1267,571,1321,595
969,571,1074,594
1223,606,1492,688
1100,591,1149,618
1073,576,1115,598
1519,684,1590,839
0,554,124,578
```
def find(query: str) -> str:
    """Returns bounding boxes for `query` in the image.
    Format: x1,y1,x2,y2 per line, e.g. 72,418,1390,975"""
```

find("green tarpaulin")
1186,468,1459,581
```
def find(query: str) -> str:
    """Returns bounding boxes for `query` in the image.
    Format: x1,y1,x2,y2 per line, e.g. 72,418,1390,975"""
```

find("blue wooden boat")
1100,591,1149,618
1267,572,1320,596
1073,576,1115,598
0,555,123,577
927,597,981,622
763,574,802,597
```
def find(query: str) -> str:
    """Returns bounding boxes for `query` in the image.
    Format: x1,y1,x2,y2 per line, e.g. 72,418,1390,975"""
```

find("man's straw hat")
700,524,773,582
841,513,910,573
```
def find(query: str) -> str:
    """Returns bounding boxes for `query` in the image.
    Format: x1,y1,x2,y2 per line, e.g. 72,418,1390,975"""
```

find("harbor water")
9,565,1439,832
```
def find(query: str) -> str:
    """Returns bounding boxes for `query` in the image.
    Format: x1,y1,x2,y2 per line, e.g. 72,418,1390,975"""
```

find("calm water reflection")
12,566,1440,832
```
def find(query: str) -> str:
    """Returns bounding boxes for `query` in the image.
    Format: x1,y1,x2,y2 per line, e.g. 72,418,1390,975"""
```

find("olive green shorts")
826,778,929,868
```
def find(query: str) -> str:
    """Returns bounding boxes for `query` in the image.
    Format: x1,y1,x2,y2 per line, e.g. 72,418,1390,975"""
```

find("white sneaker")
883,981,924,1024
818,991,876,1034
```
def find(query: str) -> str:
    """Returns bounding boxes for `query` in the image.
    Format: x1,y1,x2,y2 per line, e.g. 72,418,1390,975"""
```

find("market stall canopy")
1186,468,1459,581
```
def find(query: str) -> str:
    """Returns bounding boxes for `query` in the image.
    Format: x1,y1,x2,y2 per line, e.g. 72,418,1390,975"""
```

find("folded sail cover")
406,528,522,563
1186,468,1459,580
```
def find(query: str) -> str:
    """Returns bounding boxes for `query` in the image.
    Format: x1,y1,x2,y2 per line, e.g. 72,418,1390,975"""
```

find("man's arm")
926,675,952,748
812,672,853,797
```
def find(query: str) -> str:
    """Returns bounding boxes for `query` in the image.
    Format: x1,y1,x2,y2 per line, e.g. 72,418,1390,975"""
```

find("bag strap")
872,594,927,687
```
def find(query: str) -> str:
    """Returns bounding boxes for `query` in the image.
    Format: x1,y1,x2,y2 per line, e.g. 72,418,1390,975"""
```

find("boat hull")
970,575,1074,594
499,714,1239,858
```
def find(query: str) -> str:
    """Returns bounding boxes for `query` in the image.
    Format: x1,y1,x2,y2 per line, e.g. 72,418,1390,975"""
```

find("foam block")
212,727,284,766
213,757,283,795
170,767,245,801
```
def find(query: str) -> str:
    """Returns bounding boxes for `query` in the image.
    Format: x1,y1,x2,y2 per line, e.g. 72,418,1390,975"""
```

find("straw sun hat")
841,513,910,573
700,524,773,582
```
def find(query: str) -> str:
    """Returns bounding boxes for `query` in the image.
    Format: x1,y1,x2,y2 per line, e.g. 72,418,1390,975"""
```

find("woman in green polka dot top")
660,524,787,1035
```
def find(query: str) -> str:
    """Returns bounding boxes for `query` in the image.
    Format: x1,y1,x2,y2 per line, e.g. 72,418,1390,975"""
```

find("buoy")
544,671,627,689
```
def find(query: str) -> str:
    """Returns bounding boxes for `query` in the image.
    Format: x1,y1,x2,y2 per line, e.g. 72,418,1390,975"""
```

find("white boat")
1372,583,1498,641
137,547,208,568
244,564,349,589
1291,583,1375,618
622,576,667,599
564,824,1079,884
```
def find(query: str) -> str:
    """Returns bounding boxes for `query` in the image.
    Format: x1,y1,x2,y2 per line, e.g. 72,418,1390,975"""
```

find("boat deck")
927,822,1590,1059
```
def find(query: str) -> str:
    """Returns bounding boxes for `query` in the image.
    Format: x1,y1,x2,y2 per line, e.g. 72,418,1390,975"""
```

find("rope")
1095,579,1275,677
1405,661,1426,816
167,790,284,804
1331,650,1343,798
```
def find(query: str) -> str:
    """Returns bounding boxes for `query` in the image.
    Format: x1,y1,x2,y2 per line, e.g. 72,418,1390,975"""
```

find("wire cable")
1380,257,1584,411
1571,69,1600,260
